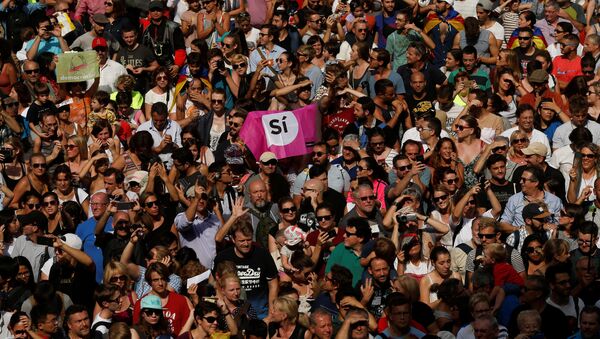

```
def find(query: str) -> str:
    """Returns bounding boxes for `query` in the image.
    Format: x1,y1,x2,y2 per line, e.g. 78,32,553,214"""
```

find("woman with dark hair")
116,91,145,131
568,143,600,205
0,137,25,191
561,76,589,105
179,301,237,338
419,246,462,307
181,0,202,47
272,76,313,110
428,137,465,187
53,164,89,214
400,234,433,281
0,210,19,253
197,0,230,48
112,130,155,177
442,49,462,78
268,197,298,259
452,17,498,67
520,234,544,277
89,119,120,162
454,115,484,188
21,280,72,318
133,295,172,338
507,11,548,49
348,41,371,91
104,0,130,45
137,193,176,250
432,278,470,332
557,203,586,251
61,201,87,228
144,67,182,119
35,52,60,101
356,156,389,211
13,256,35,306
308,35,326,71
0,38,16,95
41,191,71,235
535,98,568,144
493,67,518,124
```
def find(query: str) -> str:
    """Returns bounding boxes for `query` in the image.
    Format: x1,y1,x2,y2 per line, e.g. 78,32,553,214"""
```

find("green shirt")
448,67,492,92
325,243,364,287
386,30,422,71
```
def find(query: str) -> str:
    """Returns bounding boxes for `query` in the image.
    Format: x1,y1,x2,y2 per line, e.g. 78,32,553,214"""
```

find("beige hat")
259,151,277,163
521,142,547,157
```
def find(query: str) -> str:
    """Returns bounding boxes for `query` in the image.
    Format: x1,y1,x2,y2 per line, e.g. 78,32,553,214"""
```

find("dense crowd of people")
2,0,600,337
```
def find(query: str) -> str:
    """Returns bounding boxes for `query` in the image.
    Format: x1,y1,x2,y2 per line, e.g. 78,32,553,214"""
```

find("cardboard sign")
56,51,99,83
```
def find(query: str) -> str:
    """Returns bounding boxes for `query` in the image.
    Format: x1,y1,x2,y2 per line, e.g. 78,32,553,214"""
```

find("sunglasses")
433,194,448,202
66,144,78,150
211,99,224,104
110,275,127,283
281,207,297,214
32,163,46,169
581,153,596,159
512,138,528,144
466,200,476,205
359,195,376,202
492,146,508,152
525,246,542,254
204,316,219,323
198,193,209,201
456,125,470,131
229,121,241,128
518,36,532,40
27,203,41,209
312,151,325,157
317,215,332,221
232,62,247,70
261,159,277,166
445,178,457,184
104,1,113,4
345,230,357,237
300,86,311,92
24,69,40,74
277,58,287,63
3,102,18,108
478,233,496,239
396,165,412,171
42,200,58,207
223,43,233,48
356,165,368,171
145,201,158,208
156,76,168,81
143,309,162,316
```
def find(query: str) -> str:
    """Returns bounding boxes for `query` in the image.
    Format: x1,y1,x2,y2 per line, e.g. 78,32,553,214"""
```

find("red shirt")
134,291,191,336
552,55,583,86
493,262,525,287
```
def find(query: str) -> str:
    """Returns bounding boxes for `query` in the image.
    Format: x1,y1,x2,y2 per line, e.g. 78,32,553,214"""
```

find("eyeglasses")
525,246,542,254
433,194,448,202
143,309,162,316
357,28,367,32
211,99,224,104
345,230,357,237
578,238,593,245
42,200,58,207
518,36,532,40
27,203,41,209
396,165,412,171
512,138,529,144
281,207,297,214
359,195,376,202
32,163,46,169
478,233,496,239
317,215,332,221
312,151,325,157
456,125,471,131
224,43,233,48
356,165,368,171
581,153,596,159
258,32,269,37
492,146,508,152
229,121,241,128
417,127,432,132
533,217,549,223
14,330,27,335
66,144,78,150
204,316,219,323
24,69,40,74
145,201,158,208
232,62,247,70
156,76,168,81
445,178,457,184
261,159,277,166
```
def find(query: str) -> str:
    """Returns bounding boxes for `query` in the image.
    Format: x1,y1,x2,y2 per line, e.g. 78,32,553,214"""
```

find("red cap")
92,37,108,49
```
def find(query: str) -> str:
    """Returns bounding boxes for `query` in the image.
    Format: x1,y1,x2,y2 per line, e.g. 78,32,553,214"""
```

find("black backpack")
91,321,111,339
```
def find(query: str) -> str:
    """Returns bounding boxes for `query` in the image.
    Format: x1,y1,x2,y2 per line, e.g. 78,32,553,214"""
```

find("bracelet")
424,217,429,224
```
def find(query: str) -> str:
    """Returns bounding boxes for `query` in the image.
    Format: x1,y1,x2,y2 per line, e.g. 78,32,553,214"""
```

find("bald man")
296,178,325,232
246,179,280,247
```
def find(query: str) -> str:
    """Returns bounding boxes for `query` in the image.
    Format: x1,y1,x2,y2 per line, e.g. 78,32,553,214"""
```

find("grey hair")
309,308,332,326
517,310,541,330
545,1,560,10
402,187,422,202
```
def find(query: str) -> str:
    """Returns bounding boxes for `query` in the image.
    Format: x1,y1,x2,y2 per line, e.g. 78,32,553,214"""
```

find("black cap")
149,0,164,10
17,211,48,231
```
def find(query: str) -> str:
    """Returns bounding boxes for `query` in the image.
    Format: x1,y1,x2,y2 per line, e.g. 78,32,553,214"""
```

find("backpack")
249,205,278,249
91,321,111,339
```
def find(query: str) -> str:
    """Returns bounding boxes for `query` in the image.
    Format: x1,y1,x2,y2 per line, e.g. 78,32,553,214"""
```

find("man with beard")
553,33,583,90
386,10,436,70
65,305,92,339
308,165,347,220
501,105,551,156
272,10,300,53
207,161,238,220
326,218,372,287
214,109,255,165
519,69,565,112
294,0,331,34
292,142,351,204
246,179,280,248
213,220,278,319
515,28,539,75
372,79,408,142
137,102,182,169
172,148,202,195
570,222,600,284
116,25,159,92
476,154,517,212
546,262,585,334
476,0,503,48
581,54,596,82
506,201,557,252
70,14,119,53
448,46,491,92
312,265,353,319
344,97,388,149
361,257,393,318
94,208,139,266
337,20,375,61
464,89,504,138
140,1,186,79
369,49,408,102
175,181,221,270
553,95,600,149
296,178,325,232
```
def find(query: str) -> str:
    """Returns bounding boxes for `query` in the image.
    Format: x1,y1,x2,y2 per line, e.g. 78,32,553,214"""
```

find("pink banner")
240,104,319,160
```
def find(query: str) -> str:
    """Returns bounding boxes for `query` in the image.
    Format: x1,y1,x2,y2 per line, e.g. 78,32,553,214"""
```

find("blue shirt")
174,211,221,270
248,44,286,77
501,191,563,227
367,71,406,99
76,216,113,283
25,37,64,58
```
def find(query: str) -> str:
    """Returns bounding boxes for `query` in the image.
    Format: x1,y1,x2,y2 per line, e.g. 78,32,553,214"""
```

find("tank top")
1,162,25,191
112,292,134,325
459,29,492,59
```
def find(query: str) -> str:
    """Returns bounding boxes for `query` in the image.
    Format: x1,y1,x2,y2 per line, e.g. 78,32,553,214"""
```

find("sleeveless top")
1,162,25,191
0,63,12,95
112,292,134,325
27,176,47,196
459,29,492,59
350,67,370,90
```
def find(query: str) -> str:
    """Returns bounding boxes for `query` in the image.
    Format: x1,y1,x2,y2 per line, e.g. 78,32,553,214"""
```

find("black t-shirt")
516,47,539,76
49,261,97,310
323,188,347,222
508,303,569,339
405,95,435,126
27,101,57,126
213,246,278,314
476,180,517,211
116,44,157,92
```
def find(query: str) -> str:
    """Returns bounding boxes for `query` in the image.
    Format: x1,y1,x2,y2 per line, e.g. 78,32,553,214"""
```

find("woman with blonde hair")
95,261,138,325
534,239,571,275
296,45,323,100
63,135,89,186
568,143,600,204
220,53,250,99
269,296,308,338
507,130,530,168
217,272,257,333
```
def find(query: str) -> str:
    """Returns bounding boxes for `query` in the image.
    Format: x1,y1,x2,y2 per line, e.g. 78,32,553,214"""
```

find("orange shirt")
66,96,92,126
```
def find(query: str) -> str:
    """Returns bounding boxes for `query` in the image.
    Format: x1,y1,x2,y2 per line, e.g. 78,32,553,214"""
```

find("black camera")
0,148,13,162
216,59,225,71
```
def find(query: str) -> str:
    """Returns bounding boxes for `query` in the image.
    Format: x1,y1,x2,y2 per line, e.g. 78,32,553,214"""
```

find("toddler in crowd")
483,243,525,312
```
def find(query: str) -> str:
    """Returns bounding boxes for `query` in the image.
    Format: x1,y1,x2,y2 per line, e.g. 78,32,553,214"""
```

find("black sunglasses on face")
232,62,247,70
478,233,496,239
143,309,162,316
317,215,332,221
261,159,277,166
281,207,297,214
145,201,158,208
27,203,41,209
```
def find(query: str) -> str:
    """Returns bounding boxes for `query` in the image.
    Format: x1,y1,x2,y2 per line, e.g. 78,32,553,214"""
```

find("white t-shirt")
91,314,111,339
547,296,585,319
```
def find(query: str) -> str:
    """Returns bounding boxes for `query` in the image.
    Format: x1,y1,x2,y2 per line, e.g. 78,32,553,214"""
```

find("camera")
46,24,54,31
396,213,417,224
216,59,225,71
0,148,13,162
